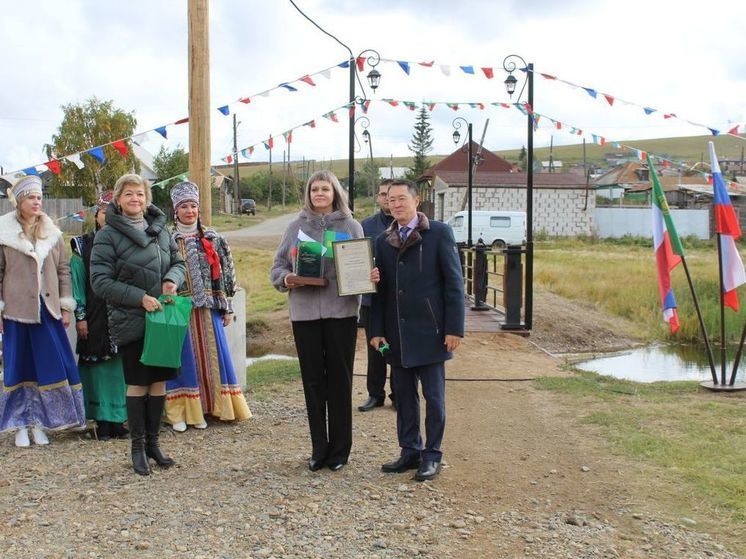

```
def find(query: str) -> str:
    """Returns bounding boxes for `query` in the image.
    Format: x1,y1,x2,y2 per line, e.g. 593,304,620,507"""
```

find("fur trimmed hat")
9,175,42,207
170,181,200,209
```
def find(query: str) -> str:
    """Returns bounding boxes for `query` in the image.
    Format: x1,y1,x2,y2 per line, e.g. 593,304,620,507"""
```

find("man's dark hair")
388,179,418,197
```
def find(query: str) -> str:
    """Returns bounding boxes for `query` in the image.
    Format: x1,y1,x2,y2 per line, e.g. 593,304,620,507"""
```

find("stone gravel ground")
1,330,742,558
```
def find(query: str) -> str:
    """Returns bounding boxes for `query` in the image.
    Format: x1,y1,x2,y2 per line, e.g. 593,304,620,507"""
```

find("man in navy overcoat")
370,179,464,481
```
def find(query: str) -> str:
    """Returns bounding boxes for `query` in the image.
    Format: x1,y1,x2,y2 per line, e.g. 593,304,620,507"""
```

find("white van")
447,210,526,248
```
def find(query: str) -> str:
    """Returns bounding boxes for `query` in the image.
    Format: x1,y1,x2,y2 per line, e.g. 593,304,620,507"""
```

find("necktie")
400,226,410,243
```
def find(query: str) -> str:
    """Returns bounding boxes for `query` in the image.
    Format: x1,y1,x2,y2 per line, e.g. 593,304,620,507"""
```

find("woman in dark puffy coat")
90,174,185,476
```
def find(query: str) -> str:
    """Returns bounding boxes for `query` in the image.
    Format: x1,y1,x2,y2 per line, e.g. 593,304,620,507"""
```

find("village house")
418,141,595,237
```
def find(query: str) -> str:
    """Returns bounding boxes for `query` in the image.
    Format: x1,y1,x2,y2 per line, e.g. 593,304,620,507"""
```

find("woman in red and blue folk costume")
165,181,251,431
0,175,87,447
70,191,128,440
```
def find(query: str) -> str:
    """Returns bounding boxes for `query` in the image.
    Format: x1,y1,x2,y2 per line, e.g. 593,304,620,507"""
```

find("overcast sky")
2,0,745,177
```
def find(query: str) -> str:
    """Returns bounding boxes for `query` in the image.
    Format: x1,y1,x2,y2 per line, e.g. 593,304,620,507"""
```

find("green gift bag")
140,295,193,368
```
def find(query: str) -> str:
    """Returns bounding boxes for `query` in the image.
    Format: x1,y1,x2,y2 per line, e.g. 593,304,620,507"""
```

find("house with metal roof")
418,141,594,236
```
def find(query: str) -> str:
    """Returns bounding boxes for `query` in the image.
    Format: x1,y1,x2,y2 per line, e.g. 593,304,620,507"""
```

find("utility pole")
232,114,240,214
188,0,211,225
282,149,287,207
267,143,273,210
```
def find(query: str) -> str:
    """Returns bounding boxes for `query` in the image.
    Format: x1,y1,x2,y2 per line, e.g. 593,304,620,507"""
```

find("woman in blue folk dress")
164,181,251,431
0,175,87,447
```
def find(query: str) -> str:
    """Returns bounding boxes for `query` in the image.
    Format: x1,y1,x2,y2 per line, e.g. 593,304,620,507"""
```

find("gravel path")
1,332,742,558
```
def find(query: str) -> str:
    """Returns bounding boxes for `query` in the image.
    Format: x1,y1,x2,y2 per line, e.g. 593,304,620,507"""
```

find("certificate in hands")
333,238,376,296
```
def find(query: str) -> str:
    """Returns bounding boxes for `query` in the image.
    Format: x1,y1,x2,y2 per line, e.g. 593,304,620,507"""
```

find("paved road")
221,211,297,242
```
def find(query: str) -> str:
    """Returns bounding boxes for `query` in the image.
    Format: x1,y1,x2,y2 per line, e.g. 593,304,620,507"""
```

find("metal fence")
459,243,525,327
0,198,85,234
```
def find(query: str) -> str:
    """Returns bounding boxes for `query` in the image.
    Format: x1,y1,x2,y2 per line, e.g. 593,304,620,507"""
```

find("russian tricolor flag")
709,141,746,311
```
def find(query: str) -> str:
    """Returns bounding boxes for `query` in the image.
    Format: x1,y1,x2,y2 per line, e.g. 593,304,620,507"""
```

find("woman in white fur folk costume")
164,181,251,431
0,175,87,446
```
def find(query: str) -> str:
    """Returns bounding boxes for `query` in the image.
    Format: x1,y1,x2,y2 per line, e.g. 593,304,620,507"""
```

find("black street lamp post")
451,117,473,248
347,50,381,211
503,54,534,331
355,115,374,196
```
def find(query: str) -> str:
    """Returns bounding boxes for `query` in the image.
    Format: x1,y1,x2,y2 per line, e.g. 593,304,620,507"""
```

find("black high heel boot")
145,395,175,468
125,396,150,476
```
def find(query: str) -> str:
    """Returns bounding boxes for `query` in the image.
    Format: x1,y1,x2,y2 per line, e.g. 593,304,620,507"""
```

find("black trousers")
292,317,357,464
360,305,392,400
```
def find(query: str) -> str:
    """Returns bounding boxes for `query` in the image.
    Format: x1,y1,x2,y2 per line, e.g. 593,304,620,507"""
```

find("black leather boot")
145,395,175,468
125,396,150,476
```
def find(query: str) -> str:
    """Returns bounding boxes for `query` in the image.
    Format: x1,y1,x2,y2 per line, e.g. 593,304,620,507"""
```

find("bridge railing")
458,241,524,329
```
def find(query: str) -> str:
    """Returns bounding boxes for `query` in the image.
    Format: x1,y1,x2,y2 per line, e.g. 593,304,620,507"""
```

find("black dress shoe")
414,460,441,481
381,455,421,473
308,459,325,471
358,396,385,412
327,462,345,472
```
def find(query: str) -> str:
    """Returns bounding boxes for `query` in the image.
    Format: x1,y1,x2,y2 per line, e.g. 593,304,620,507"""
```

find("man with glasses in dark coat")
370,179,464,482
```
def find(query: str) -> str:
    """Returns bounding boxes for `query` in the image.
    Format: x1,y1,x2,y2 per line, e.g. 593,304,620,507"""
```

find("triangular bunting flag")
356,57,365,72
338,60,350,69
320,69,332,79
323,111,339,122
66,154,85,169
459,65,475,75
239,97,251,104
418,61,435,67
427,103,436,112
279,83,298,92
112,140,128,157
403,101,416,111
299,75,316,86
583,87,597,98
174,117,189,125
481,67,494,79
643,107,656,115
22,167,39,176
132,132,151,144
283,131,293,144
384,99,399,107
87,147,105,164
728,125,740,135
358,100,370,114
447,103,459,111
708,128,720,136
217,105,230,116
440,65,451,76
46,160,61,175
304,120,316,128
155,126,168,139
604,94,615,106
226,155,233,164
540,73,556,80
397,61,410,75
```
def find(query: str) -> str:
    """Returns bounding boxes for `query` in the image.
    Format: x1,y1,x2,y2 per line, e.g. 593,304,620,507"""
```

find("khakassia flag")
649,155,683,333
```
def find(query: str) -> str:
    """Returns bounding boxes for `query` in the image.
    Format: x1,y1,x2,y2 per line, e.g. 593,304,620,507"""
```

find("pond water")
575,344,744,383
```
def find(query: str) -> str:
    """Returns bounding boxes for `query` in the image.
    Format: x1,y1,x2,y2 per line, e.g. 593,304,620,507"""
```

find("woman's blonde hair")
303,170,350,216
15,194,47,242
113,173,153,207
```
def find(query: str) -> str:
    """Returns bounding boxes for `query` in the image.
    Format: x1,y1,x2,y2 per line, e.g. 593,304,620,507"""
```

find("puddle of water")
245,354,297,367
575,344,743,383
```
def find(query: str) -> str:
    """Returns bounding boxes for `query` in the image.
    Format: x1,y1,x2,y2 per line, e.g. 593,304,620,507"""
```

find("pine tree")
406,107,434,180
